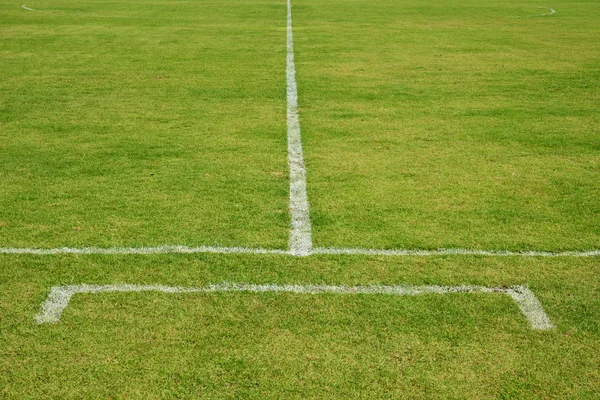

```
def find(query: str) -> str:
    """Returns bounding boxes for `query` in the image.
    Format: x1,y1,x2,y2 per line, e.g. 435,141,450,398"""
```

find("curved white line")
514,6,557,18
528,7,556,17
22,5,43,12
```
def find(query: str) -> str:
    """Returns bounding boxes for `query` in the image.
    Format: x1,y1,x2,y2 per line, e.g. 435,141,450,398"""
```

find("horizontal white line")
312,247,600,257
0,246,287,255
1,246,598,257
35,283,554,330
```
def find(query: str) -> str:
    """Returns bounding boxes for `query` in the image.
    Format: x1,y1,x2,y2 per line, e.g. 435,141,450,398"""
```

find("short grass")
296,0,600,251
1,255,599,398
1,0,599,398
0,0,289,249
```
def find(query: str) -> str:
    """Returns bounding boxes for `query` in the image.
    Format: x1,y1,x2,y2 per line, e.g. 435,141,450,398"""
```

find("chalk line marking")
21,4,197,20
35,283,554,330
287,0,313,256
512,6,556,18
21,5,42,12
2,246,599,256
0,245,286,255
528,7,556,17
20,0,313,257
312,247,600,257
14,2,585,259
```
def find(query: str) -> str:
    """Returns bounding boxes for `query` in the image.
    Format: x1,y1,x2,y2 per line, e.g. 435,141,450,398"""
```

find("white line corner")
35,283,555,330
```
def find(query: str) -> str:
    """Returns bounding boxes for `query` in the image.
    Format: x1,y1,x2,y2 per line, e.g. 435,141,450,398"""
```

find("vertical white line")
287,0,312,256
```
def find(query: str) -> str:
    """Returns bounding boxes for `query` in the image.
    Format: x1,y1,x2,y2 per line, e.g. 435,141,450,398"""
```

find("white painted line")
512,7,557,18
286,0,313,256
0,245,287,255
312,247,600,257
21,5,42,12
20,4,182,20
35,283,554,330
36,286,75,324
1,246,599,256
529,7,556,17
507,286,554,330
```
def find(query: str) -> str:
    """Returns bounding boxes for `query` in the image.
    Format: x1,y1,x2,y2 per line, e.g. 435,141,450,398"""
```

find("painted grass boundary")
286,0,313,256
2,246,599,257
21,5,42,12
312,247,600,257
35,283,554,330
12,1,586,259
524,7,556,17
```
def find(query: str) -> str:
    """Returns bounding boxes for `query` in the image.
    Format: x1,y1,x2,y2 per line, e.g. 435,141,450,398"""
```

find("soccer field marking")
35,283,554,330
22,4,130,17
20,0,315,257
0,245,287,255
287,0,313,256
2,246,599,257
528,7,556,17
312,247,600,257
21,5,42,12
13,2,592,258
511,6,556,18
21,4,199,20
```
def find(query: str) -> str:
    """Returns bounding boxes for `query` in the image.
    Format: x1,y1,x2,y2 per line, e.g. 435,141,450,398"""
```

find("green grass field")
295,0,600,251
1,0,599,398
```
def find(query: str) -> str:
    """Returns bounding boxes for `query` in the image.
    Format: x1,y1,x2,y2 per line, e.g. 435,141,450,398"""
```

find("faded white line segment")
312,247,600,257
1,246,599,256
35,283,554,330
529,7,556,17
20,4,190,20
21,5,42,12
286,0,312,256
0,246,287,255
512,7,557,18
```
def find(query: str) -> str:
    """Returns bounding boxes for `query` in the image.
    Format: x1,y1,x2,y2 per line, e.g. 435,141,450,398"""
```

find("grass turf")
1,255,599,398
0,0,289,249
0,0,599,398
296,0,600,251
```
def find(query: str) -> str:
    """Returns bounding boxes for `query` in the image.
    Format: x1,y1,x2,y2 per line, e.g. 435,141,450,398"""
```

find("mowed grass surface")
295,0,600,251
0,0,289,248
1,255,599,398
1,0,600,398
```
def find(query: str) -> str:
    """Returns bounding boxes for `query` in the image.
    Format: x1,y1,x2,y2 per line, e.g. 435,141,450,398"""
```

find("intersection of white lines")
16,1,591,329
11,1,595,260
